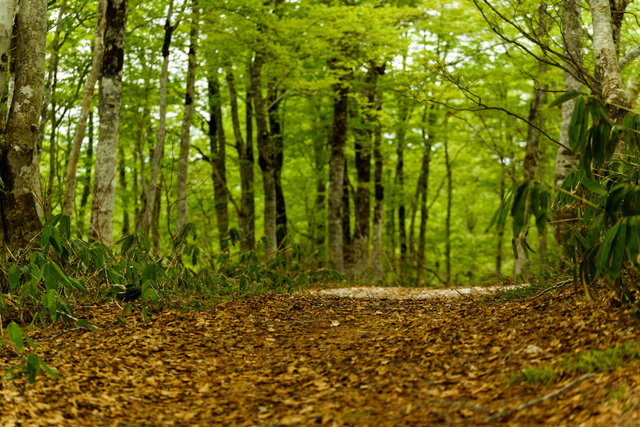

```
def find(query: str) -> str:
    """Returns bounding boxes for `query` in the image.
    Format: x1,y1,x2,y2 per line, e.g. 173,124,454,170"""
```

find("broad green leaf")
26,353,40,384
597,221,621,278
569,96,585,151
8,322,24,353
8,265,20,291
609,219,627,279
40,358,61,380
548,90,586,108
47,289,57,322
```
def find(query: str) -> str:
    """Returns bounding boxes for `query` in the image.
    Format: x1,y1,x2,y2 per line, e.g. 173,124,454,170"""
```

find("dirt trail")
1,288,639,426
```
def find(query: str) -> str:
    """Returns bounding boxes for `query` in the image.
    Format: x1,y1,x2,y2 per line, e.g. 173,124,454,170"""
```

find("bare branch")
619,44,640,70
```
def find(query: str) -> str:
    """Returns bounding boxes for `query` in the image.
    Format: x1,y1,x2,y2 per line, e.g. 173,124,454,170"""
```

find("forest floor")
1,284,640,426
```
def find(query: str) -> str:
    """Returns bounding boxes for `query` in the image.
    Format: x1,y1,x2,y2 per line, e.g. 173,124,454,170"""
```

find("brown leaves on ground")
1,288,640,426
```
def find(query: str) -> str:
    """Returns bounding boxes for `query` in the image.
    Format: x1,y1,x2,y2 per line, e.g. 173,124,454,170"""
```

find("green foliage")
512,341,640,386
496,96,640,310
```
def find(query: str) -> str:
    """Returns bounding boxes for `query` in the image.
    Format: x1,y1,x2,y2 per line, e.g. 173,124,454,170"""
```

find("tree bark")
89,0,128,246
78,110,94,237
351,67,379,277
118,144,129,235
327,66,349,273
226,67,255,251
589,0,629,118
208,72,229,252
416,107,433,286
141,0,177,236
0,0,17,112
553,0,583,245
0,0,47,248
443,116,452,285
395,101,410,275
62,0,106,219
269,91,287,249
371,89,384,283
251,53,277,255
175,1,199,235
45,89,57,221
516,1,548,276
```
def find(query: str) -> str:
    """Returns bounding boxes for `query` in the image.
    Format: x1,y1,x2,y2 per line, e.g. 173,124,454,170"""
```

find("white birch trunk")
89,0,128,246
175,2,199,235
62,0,106,219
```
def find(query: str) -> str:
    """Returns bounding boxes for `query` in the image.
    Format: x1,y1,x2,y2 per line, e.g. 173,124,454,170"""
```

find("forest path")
1,288,639,426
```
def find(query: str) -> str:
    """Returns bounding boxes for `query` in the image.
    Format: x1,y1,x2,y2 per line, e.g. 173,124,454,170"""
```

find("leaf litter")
1,285,640,426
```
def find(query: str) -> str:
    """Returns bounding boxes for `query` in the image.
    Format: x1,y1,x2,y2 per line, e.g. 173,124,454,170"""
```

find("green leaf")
47,289,57,322
26,353,40,384
569,96,586,151
40,226,52,250
8,265,20,291
40,358,61,380
548,90,586,108
8,322,24,353
610,219,627,279
597,221,621,278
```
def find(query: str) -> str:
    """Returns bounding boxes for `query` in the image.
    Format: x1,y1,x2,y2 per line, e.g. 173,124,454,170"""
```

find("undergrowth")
0,215,344,384
511,340,640,386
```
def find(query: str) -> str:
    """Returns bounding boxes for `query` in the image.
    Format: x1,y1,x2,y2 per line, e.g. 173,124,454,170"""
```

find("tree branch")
619,44,640,70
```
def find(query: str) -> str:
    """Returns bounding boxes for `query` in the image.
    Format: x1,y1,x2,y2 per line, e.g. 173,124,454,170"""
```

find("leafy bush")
490,94,640,313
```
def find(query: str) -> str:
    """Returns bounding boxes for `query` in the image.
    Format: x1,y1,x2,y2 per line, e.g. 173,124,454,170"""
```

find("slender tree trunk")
268,90,287,248
152,188,161,251
89,0,128,246
395,105,409,274
118,145,129,235
208,73,229,252
251,53,277,255
46,91,57,220
0,0,48,248
141,0,177,235
342,159,353,268
496,173,505,275
416,107,433,286
78,111,94,237
516,2,548,276
327,68,348,272
226,67,255,251
313,125,326,260
553,0,583,245
62,0,106,219
371,90,384,282
33,0,66,222
443,117,452,285
175,1,199,235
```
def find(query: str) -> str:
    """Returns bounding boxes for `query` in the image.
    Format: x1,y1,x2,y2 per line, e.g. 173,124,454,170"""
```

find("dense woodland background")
2,0,639,286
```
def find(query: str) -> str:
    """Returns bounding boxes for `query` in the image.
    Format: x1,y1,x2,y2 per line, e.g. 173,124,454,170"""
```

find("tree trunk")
496,173,505,275
0,0,47,248
226,67,255,251
208,73,229,252
62,0,106,219
553,0,583,244
141,0,176,236
269,91,287,249
89,0,128,246
351,68,378,277
45,91,57,221
444,117,452,284
4,21,17,125
118,145,129,235
395,102,409,275
313,122,326,260
516,1,548,276
371,90,384,283
327,67,348,272
251,53,277,255
416,107,433,286
33,0,66,222
342,159,353,268
175,1,199,235
78,111,94,237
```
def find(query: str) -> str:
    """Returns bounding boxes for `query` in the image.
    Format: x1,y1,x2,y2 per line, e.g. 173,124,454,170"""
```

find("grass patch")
511,341,640,386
